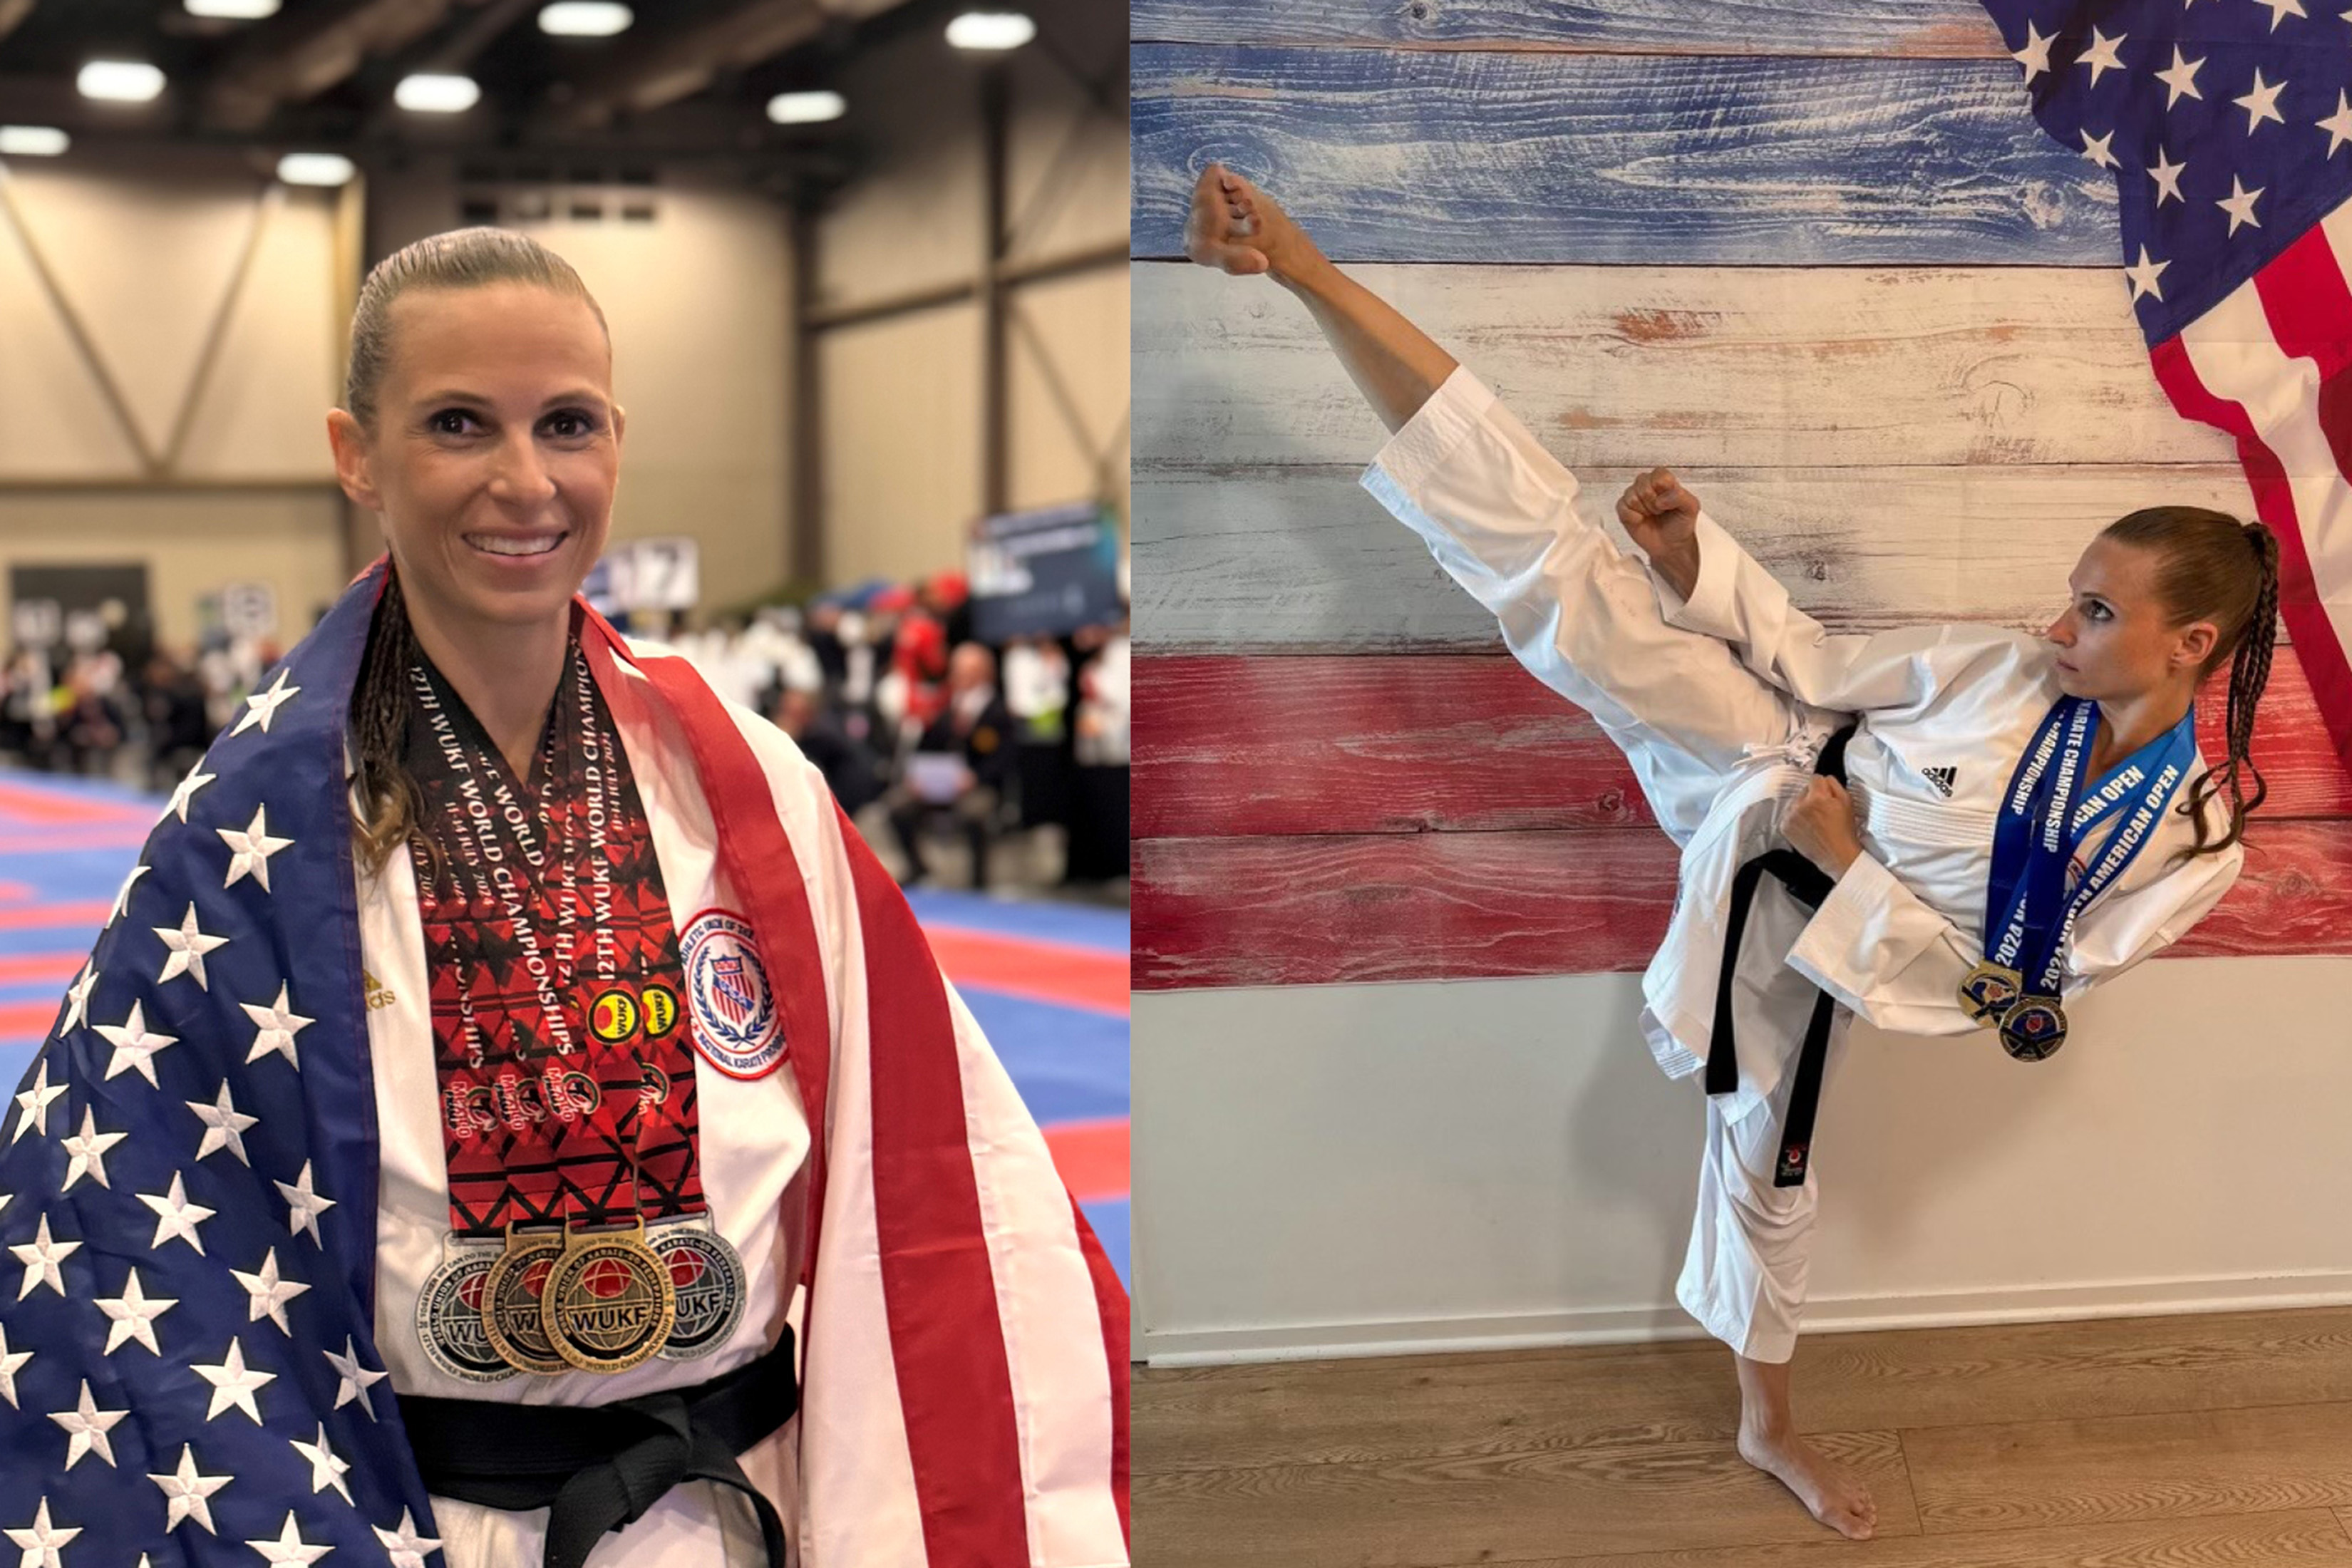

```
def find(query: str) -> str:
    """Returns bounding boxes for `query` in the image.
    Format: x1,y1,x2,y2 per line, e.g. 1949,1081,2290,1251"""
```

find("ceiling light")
947,11,1035,49
185,0,283,17
0,126,71,157
78,61,167,103
394,73,481,113
277,153,356,187
539,2,631,36
767,91,845,125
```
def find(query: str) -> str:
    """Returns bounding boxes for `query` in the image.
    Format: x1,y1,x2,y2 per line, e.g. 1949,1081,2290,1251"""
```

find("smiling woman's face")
329,280,624,636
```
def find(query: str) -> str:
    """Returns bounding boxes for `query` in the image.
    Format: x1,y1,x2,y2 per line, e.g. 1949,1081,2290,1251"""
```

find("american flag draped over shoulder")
1981,0,2352,770
0,562,1130,1567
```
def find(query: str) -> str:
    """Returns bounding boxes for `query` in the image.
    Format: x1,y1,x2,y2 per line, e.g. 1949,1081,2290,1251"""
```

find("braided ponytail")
349,567,443,882
2100,507,2278,866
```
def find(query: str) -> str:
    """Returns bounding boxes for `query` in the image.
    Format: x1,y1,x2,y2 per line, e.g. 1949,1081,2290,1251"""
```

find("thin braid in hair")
349,569,443,882
2176,520,2279,863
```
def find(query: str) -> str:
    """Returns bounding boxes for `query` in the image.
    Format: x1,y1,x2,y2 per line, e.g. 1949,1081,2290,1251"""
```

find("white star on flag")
217,804,294,894
2155,45,2204,108
2218,175,2265,235
374,1509,444,1568
95,1266,178,1356
289,1422,354,1505
2235,69,2289,132
2148,146,2188,205
2080,127,2120,168
230,1247,312,1335
2076,27,2127,86
242,981,315,1070
49,1379,126,1470
2125,245,2170,301
10,1058,65,1145
324,1335,389,1418
95,998,180,1086
152,902,230,989
2012,19,2056,83
2,1498,79,1568
191,1338,276,1425
58,1106,125,1192
148,1443,232,1534
138,1170,217,1254
246,1512,332,1567
2323,90,2352,157
59,961,95,1033
107,862,148,926
0,1321,32,1409
187,1081,260,1165
275,1160,336,1247
2256,0,2309,26
10,1212,79,1300
162,766,215,825
229,669,301,737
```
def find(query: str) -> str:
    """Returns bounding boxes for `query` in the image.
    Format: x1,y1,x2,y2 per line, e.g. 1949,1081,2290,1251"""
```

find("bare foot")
1736,1424,1878,1540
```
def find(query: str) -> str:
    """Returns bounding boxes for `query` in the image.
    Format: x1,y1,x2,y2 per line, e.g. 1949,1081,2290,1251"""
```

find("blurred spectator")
884,641,1014,889
771,686,883,815
1066,619,1130,884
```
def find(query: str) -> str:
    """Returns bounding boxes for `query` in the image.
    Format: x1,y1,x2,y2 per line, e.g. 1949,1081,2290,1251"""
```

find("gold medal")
480,1224,572,1376
541,1219,678,1374
1957,960,2024,1025
1998,994,2068,1062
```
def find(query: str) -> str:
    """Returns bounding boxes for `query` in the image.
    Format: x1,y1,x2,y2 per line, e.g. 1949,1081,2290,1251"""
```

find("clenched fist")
1185,163,1317,279
1783,775,1864,878
1615,467,1701,560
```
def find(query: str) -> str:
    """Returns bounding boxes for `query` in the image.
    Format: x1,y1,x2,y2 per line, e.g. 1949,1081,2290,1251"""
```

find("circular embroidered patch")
680,909,785,1079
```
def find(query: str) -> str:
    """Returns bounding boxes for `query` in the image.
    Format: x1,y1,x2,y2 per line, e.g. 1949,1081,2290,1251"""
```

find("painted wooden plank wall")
1132,48,2115,265
1130,1,2007,56
1130,11,2352,993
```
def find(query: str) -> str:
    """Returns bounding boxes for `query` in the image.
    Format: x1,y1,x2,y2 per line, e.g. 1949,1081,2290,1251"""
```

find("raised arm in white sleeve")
1656,510,2037,721
1783,825,2244,1038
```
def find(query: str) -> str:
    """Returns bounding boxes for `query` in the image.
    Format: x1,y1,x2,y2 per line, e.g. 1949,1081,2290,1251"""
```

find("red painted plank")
1041,1118,1130,1202
925,927,1130,1016
1133,821,2352,991
1135,653,2352,838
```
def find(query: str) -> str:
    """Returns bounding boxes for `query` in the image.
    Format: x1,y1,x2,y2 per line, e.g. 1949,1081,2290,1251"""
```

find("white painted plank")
1129,0,2007,57
1135,262,2234,473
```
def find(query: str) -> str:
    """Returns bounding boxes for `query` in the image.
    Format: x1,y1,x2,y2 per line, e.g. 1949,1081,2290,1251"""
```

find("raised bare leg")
1732,1348,1877,1539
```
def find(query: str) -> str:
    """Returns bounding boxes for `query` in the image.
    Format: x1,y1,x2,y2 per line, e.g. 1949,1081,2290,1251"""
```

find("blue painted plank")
1131,0,2004,56
1133,45,2116,267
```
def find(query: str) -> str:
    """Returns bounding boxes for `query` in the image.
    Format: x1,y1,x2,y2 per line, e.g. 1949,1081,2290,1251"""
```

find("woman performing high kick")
1183,166,2277,1538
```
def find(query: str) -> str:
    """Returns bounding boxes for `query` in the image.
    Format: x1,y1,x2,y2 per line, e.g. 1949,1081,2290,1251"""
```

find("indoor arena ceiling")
0,0,1068,180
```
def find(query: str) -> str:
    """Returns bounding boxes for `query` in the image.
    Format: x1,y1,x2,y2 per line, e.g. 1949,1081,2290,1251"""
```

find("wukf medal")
681,909,785,1078
542,1222,678,1373
417,1234,518,1383
481,1226,572,1375
1957,961,2023,1025
1998,995,2068,1062
654,1218,746,1361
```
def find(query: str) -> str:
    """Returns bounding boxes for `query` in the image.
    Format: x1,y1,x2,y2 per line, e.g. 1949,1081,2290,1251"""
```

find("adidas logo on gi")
1921,765,1958,799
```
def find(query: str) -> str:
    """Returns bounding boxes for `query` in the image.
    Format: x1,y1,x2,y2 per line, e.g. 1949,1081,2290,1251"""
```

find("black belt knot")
1706,722,1859,1189
398,1330,799,1568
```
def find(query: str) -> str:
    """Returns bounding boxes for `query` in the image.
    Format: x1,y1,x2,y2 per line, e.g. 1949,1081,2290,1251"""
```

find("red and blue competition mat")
0,776,1131,1286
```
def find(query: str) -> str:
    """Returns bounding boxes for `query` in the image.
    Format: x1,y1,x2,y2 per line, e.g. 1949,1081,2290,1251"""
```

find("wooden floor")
1132,1307,2352,1566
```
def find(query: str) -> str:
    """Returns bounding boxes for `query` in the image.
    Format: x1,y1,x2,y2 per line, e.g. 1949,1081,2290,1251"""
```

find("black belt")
398,1330,798,1568
1705,722,1860,1190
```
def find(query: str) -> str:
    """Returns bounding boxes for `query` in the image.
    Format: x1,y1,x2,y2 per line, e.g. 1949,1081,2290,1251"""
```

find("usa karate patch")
681,908,787,1078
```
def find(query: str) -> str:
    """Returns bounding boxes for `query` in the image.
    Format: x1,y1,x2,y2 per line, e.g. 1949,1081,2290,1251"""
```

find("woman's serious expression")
2043,537,2214,701
329,282,624,632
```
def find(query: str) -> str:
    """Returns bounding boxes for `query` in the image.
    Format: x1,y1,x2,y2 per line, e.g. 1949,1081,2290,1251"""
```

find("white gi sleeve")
1656,509,2030,719
1783,836,2244,1038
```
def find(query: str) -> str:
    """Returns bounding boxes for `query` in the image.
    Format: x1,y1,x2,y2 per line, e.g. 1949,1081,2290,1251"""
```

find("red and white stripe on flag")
2152,196,2352,773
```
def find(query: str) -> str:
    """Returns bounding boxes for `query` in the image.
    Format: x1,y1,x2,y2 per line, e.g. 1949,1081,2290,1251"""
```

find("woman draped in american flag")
1183,164,2276,1540
0,227,1128,1568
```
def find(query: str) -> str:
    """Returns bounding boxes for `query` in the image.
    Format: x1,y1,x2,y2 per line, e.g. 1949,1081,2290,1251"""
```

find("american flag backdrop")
1983,0,2352,770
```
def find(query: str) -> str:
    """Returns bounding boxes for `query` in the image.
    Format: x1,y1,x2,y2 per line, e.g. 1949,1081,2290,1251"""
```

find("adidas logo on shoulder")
1920,765,1958,799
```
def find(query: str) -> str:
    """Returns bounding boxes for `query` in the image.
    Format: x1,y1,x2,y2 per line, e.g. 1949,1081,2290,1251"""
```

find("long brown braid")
339,226,607,878
2098,506,2280,865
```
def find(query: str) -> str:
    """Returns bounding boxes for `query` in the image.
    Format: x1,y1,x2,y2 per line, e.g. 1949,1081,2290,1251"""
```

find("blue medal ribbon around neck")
1983,696,2197,996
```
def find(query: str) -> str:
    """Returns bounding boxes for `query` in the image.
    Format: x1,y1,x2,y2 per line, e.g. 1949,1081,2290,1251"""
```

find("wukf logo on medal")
681,909,785,1078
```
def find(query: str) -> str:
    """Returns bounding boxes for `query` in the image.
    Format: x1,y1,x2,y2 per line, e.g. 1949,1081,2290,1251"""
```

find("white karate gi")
349,636,1126,1564
1363,366,2246,1363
